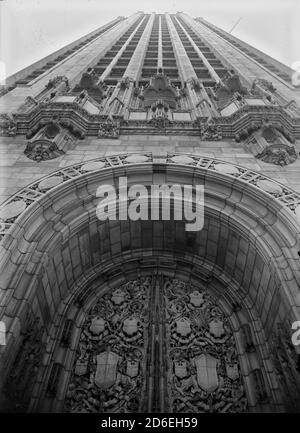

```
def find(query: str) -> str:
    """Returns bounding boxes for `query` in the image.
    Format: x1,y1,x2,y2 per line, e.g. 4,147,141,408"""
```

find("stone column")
110,13,155,119
165,13,208,119
100,16,147,81
173,15,221,84
158,15,163,70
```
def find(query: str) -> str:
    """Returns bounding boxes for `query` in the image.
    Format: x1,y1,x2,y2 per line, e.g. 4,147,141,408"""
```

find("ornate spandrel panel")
64,277,248,413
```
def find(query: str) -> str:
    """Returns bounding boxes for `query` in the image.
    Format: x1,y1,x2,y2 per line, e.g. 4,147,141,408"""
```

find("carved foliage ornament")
64,278,151,413
199,120,222,141
64,278,248,413
24,139,65,162
239,119,297,166
164,278,247,413
0,114,17,137
257,145,297,166
98,117,120,138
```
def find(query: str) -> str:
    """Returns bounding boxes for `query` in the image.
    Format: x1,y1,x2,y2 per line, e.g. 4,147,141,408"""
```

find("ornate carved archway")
0,152,299,413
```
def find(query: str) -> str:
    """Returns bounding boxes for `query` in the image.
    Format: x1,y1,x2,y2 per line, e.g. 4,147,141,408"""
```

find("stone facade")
0,12,300,413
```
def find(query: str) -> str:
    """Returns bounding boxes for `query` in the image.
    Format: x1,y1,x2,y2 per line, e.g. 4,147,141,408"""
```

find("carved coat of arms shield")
194,354,219,393
123,317,138,336
75,359,88,376
174,360,188,378
189,291,204,307
95,351,119,389
175,318,191,337
209,319,225,338
226,362,239,381
126,360,139,378
111,289,126,305
89,317,105,335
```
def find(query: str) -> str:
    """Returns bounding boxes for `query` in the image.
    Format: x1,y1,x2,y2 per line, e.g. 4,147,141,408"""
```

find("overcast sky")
0,0,299,80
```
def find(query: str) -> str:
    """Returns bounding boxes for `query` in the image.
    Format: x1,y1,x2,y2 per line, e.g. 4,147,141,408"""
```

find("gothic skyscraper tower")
0,12,300,413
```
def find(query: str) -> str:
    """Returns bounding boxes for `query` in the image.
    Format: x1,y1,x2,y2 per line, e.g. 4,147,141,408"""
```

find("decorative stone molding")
7,94,300,138
0,152,300,236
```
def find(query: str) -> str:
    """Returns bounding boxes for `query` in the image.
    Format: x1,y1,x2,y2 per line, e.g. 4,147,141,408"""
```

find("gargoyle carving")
24,116,76,162
24,140,65,162
241,120,297,166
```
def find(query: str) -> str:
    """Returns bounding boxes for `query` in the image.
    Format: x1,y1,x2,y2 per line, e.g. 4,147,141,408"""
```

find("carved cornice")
3,99,300,139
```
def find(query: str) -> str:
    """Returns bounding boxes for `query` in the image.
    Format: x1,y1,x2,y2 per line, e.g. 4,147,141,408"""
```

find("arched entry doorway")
0,152,299,413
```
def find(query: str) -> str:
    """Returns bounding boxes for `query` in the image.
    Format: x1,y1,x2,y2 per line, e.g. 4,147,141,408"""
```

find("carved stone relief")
0,114,17,137
98,117,120,138
64,278,151,413
237,119,297,166
64,277,248,413
164,278,247,413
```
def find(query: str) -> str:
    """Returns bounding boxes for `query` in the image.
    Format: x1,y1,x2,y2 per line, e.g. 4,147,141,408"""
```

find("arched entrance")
0,152,299,413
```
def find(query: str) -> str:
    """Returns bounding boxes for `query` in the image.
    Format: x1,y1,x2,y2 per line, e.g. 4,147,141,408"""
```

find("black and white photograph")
0,0,300,421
